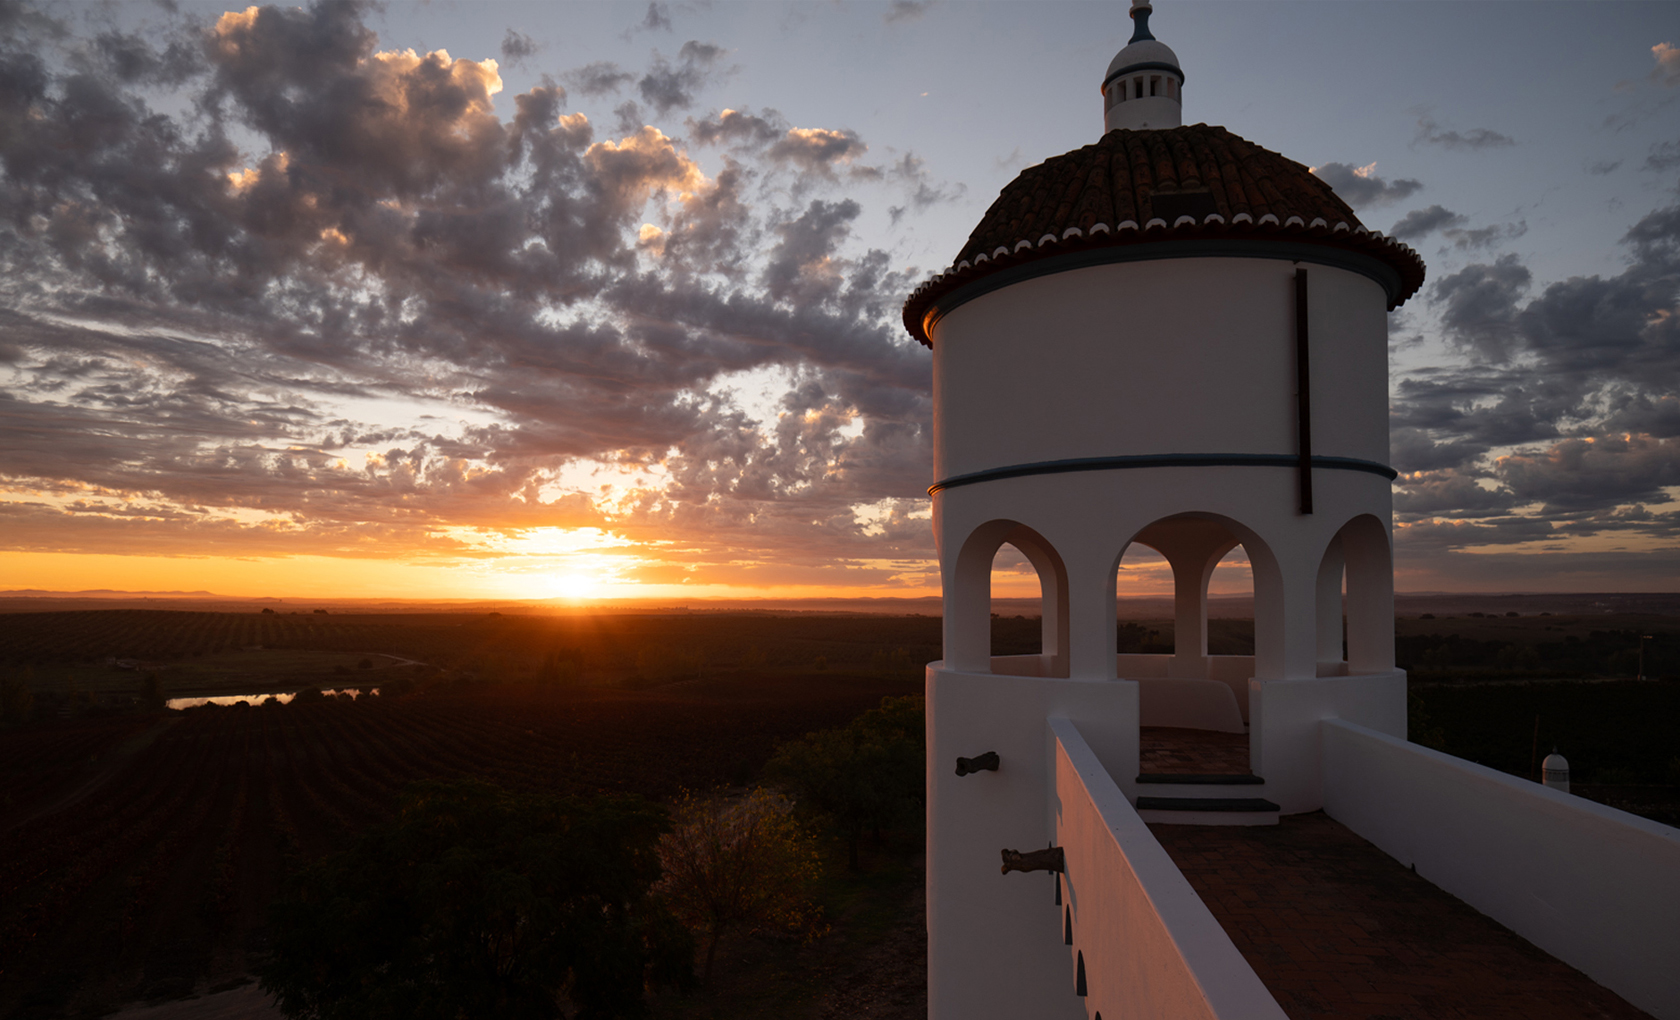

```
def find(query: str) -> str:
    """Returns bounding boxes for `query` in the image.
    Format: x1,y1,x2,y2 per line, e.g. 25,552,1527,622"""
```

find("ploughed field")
0,673,917,1019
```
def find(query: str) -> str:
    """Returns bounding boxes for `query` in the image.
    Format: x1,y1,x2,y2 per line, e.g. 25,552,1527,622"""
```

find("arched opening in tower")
1318,514,1396,677
1118,514,1262,776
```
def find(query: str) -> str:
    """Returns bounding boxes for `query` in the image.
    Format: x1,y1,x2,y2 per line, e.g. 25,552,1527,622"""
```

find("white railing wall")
1322,719,1680,1020
1051,719,1288,1020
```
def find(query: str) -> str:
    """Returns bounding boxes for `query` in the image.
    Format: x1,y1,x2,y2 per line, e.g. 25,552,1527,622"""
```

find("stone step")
1135,795,1281,826
1136,773,1265,799
1136,772,1264,784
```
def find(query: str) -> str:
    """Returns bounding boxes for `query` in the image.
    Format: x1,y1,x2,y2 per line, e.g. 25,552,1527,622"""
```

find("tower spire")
1102,0,1183,133
1129,0,1155,43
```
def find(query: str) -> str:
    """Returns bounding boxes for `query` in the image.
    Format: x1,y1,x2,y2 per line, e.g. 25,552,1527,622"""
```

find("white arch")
947,520,1070,676
1338,514,1395,673
1313,513,1394,675
1117,512,1287,680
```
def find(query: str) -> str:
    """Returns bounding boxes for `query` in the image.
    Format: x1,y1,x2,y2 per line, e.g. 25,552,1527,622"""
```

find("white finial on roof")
1542,749,1570,793
1102,0,1183,133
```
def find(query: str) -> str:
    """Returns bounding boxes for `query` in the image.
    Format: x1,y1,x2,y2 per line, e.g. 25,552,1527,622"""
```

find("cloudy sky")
1,0,1676,600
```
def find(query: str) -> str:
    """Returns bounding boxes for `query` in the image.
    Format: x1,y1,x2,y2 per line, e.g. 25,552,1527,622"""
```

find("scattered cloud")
1644,139,1680,172
884,1,935,24
1413,116,1516,151
0,0,1673,595
0,0,937,587
566,61,636,97
500,28,537,66
1390,204,1465,240
639,3,674,34
1588,159,1622,175
1442,220,1528,251
1652,42,1680,87
1310,161,1422,208
1393,199,1680,561
689,107,784,148
638,40,728,114
768,126,868,176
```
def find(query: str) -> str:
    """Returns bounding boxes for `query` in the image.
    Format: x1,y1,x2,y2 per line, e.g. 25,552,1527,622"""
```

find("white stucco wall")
1136,677,1246,732
932,256,1389,482
1322,720,1680,1020
926,667,1139,1020
1052,718,1288,1020
1248,670,1406,813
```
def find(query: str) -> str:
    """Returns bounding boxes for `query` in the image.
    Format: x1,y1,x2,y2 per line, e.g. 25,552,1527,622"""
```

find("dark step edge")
1135,796,1281,812
1136,773,1263,785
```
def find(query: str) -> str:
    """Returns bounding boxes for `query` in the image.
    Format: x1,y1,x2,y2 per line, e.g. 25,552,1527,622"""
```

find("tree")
764,696,924,870
259,780,694,1020
656,788,825,983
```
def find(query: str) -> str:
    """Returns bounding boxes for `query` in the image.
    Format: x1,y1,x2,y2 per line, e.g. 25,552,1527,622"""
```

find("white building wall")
932,257,1389,480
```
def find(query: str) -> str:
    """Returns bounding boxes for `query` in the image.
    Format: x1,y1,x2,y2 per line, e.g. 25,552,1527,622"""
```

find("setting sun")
547,573,601,600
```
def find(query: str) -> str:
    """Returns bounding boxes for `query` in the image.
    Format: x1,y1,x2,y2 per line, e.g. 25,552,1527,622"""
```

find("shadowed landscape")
1,601,1676,1018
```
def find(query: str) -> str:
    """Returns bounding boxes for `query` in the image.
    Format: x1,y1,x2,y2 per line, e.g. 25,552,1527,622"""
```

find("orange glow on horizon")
0,551,952,602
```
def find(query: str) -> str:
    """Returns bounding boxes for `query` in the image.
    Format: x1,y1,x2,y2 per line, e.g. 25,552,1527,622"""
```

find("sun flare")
548,573,600,600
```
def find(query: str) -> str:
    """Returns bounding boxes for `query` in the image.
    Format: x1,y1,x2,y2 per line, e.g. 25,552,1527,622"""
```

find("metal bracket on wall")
1001,846,1065,875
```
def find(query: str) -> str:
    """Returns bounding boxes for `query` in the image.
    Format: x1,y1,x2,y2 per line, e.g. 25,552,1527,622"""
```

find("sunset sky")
1,0,1677,601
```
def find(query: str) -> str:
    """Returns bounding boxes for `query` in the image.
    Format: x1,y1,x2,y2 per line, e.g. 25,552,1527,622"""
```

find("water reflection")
165,689,377,710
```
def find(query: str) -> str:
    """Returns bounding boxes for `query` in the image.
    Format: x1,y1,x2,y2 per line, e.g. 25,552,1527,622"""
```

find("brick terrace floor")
1139,726,1251,775
1150,813,1654,1020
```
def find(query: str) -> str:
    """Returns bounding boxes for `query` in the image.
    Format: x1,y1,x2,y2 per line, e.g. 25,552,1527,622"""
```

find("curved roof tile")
902,125,1427,346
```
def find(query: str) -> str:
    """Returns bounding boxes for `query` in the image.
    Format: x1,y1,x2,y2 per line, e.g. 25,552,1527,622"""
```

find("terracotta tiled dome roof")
902,124,1426,346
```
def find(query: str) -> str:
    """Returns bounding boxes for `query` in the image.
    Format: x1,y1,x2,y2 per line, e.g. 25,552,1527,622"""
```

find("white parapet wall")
1052,718,1289,1020
1249,670,1406,813
1136,677,1247,733
1322,719,1680,1020
927,666,1142,1020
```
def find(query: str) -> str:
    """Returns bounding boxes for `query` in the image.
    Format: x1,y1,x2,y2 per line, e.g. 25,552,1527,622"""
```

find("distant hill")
0,588,221,597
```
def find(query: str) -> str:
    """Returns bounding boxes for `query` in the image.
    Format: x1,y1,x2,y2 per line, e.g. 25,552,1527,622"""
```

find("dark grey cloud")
885,1,935,24
1413,116,1516,151
613,99,645,136
1390,204,1465,240
762,199,861,304
638,40,726,115
1644,139,1680,172
688,106,783,148
640,3,673,33
1588,159,1622,175
500,28,537,66
1310,162,1422,209
1499,435,1680,513
1432,254,1532,359
1393,199,1680,547
565,60,635,97
1443,220,1528,251
767,126,867,176
0,0,935,574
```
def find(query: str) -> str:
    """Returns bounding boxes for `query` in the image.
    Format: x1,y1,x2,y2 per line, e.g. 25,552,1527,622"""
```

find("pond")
166,688,377,710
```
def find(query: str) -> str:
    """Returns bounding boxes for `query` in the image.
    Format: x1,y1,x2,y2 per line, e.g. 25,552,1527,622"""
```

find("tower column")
1133,518,1240,677
1066,543,1119,680
1316,535,1345,673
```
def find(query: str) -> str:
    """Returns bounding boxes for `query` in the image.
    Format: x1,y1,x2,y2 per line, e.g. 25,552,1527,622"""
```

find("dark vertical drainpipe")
1295,267,1313,514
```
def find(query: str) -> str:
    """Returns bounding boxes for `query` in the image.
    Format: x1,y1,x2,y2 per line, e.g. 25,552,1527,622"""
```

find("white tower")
906,7,1426,1019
